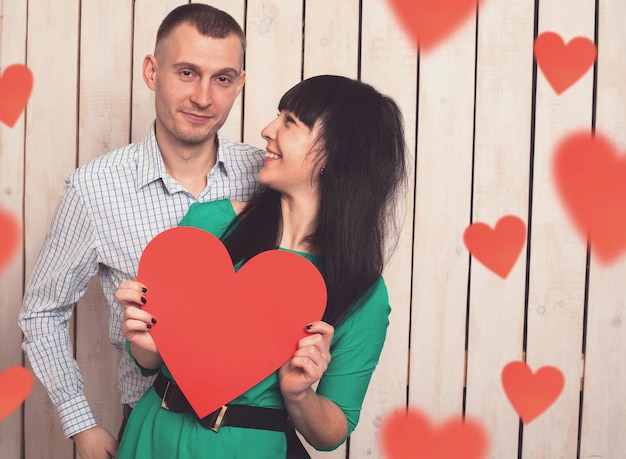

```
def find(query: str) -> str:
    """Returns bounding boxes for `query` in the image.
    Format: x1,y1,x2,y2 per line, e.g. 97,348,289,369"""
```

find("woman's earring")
319,166,326,176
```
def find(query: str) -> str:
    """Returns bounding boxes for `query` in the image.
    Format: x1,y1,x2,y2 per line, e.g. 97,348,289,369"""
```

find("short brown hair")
155,4,246,51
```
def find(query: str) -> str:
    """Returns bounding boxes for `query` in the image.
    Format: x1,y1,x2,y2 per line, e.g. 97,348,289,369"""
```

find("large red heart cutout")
534,32,596,95
0,208,21,274
381,407,488,459
553,130,626,265
501,361,564,424
0,366,34,421
463,215,526,279
387,0,483,53
137,226,327,418
0,64,33,127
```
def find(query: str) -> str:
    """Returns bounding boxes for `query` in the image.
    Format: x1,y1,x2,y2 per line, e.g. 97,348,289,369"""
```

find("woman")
116,75,407,458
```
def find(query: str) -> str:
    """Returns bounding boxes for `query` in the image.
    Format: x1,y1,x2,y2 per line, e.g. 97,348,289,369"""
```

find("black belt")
153,371,310,458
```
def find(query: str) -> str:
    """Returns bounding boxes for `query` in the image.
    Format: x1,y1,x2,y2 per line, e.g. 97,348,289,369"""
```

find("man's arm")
19,181,101,438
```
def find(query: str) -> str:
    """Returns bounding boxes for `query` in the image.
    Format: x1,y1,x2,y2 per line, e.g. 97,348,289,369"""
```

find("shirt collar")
136,123,166,191
136,123,230,192
215,132,230,176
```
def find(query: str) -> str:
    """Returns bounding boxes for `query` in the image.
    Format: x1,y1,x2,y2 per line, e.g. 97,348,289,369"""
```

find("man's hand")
73,426,118,459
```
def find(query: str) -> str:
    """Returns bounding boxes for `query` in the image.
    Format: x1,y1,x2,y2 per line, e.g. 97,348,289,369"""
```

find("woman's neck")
278,194,319,254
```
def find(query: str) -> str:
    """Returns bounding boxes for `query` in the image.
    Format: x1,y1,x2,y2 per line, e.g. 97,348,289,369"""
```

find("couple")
19,4,407,458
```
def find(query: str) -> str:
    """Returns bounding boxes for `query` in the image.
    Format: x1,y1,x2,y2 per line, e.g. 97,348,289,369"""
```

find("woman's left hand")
279,321,334,399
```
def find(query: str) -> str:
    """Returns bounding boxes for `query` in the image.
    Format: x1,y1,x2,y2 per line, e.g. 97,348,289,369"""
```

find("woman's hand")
117,280,158,356
279,321,334,400
279,321,348,447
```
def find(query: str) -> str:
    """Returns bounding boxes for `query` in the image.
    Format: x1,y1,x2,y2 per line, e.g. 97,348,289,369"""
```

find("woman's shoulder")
179,199,237,233
341,276,390,326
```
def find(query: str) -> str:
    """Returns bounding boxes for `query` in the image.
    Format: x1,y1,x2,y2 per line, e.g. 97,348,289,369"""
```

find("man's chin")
174,129,218,146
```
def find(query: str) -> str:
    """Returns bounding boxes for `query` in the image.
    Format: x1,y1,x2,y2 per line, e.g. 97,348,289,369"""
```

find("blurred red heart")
553,130,626,264
138,226,326,418
0,366,34,421
534,32,596,95
381,407,488,459
0,208,21,274
501,361,564,424
387,0,482,52
0,64,33,127
463,215,526,279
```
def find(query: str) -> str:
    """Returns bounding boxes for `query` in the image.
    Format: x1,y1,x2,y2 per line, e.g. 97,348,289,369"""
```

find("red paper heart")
501,361,564,424
534,32,596,95
463,215,526,279
0,64,33,127
137,226,326,418
381,407,488,459
553,130,626,264
0,208,21,274
0,366,34,421
387,0,483,53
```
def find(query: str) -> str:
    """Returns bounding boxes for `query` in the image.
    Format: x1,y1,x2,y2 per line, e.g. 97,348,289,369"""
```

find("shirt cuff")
58,396,98,439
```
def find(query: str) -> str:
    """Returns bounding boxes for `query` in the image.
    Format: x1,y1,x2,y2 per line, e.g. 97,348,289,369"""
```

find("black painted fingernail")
141,287,148,294
305,324,313,330
151,318,157,324
147,324,152,329
141,296,147,304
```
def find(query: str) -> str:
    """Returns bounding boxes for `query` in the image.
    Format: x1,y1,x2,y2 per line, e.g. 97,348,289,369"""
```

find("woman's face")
259,110,323,196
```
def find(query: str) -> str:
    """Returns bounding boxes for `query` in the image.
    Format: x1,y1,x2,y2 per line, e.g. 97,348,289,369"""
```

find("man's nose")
190,80,213,107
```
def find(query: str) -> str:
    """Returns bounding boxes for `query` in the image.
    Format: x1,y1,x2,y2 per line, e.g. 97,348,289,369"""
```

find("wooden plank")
522,1,595,457
73,1,134,453
242,0,302,146
303,0,359,79
350,1,417,457
579,0,626,456
464,1,535,457
0,0,28,457
22,0,80,457
408,2,477,423
131,0,187,143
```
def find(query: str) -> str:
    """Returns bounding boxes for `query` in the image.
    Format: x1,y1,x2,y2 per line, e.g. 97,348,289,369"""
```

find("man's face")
144,23,246,149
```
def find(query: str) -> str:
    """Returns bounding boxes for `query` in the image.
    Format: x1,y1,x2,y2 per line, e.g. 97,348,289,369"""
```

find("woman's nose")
261,117,278,141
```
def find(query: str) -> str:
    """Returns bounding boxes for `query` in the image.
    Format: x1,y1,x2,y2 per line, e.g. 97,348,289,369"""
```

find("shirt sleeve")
314,277,391,450
18,180,100,438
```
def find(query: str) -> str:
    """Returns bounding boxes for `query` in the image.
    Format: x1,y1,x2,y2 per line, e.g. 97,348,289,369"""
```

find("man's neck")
158,133,219,198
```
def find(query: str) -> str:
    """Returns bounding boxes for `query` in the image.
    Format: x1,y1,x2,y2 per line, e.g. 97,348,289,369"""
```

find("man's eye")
181,70,193,77
217,76,232,84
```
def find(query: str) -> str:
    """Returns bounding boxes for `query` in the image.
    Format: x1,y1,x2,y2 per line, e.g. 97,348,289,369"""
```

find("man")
18,5,264,458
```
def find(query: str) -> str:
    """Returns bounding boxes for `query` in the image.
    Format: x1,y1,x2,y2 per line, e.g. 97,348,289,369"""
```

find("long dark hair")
223,75,407,325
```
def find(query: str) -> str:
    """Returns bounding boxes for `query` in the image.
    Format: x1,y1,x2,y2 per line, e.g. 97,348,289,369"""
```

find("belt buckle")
210,405,228,432
161,380,171,410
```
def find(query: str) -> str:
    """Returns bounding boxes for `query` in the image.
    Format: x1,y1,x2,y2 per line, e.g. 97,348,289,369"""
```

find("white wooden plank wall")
579,0,626,456
465,2,535,457
0,1,27,458
0,1,625,458
523,1,594,457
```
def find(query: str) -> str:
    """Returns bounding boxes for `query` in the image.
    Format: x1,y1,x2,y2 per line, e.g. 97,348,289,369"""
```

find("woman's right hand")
117,280,158,355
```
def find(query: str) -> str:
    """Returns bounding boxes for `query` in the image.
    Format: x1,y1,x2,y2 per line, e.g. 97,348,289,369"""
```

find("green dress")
117,199,390,459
